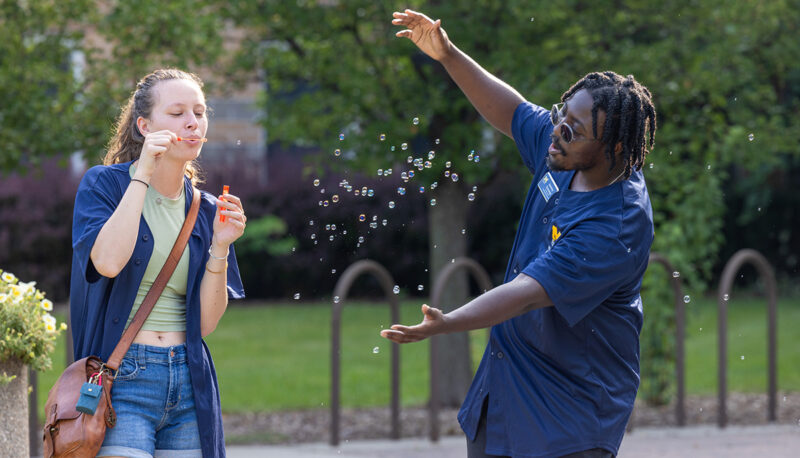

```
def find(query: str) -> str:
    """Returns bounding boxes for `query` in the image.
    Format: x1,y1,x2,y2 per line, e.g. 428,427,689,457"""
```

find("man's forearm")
439,44,526,138
441,273,553,334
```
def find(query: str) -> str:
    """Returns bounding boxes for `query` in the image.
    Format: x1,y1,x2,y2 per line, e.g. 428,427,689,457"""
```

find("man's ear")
136,116,149,136
614,142,623,154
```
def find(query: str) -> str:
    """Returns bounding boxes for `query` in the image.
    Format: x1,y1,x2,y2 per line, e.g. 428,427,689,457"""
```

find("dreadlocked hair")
561,71,656,179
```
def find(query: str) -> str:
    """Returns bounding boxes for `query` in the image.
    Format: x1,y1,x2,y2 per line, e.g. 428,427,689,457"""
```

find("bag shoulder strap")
106,187,201,371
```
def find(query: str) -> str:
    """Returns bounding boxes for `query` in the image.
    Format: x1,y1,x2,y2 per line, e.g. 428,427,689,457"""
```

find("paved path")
227,424,800,457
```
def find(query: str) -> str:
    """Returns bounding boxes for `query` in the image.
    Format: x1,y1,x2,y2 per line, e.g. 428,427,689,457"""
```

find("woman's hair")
103,68,206,185
562,71,657,179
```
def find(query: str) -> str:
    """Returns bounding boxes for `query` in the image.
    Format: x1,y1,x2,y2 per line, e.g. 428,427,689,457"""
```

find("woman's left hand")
212,193,246,248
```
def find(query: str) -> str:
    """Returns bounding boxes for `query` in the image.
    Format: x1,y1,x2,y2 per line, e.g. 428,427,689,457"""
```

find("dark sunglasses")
551,102,597,144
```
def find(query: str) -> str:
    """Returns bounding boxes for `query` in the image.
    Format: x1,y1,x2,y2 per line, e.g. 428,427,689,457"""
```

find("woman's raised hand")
136,130,178,181
392,9,453,61
212,193,246,248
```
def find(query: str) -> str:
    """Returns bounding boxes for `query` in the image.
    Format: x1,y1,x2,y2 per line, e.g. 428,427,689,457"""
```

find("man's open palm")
392,9,452,61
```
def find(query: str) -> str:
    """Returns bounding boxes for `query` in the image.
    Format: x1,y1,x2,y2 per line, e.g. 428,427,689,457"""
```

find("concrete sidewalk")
226,424,800,457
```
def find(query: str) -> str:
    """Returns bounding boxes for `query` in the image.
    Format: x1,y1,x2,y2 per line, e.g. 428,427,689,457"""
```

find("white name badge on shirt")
537,172,559,202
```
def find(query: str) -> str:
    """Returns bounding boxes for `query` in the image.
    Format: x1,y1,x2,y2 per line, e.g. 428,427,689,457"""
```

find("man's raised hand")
392,9,453,61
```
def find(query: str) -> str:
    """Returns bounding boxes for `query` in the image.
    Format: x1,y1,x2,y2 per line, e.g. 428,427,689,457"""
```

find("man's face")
546,89,607,172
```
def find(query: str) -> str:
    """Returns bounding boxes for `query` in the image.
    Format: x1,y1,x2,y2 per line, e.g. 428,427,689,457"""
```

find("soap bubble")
309,220,315,226
401,143,408,150
332,195,339,203
468,193,475,201
313,179,320,187
367,189,374,197
461,228,466,234
683,295,691,303
445,161,451,168
408,170,415,178
326,224,331,230
358,236,365,243
407,156,413,164
329,235,334,241
474,155,480,163
334,148,341,157
393,285,400,294
331,224,336,230
377,169,383,176
748,133,754,141
379,133,386,141
430,199,437,206
388,201,396,209
672,271,680,278
339,133,345,140
723,293,729,301
323,200,329,207
425,161,432,168
435,138,440,144
428,151,435,160
444,170,451,178
451,173,459,182
359,214,366,221
417,284,424,291
293,293,300,300
333,296,340,303
472,185,478,192
373,346,380,354
419,186,425,193
412,117,419,125
382,219,387,226
397,187,406,195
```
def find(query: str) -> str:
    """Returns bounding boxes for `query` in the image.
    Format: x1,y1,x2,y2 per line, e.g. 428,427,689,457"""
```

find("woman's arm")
90,131,176,277
199,194,246,337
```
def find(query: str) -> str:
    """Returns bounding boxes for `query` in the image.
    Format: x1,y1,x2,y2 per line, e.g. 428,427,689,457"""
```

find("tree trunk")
0,357,30,457
428,180,473,407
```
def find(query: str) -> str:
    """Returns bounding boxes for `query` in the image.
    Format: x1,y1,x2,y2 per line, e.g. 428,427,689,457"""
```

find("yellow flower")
60,323,68,331
35,292,44,300
40,299,54,311
45,323,56,333
0,293,7,304
10,285,22,297
42,314,56,327
1,272,16,283
29,351,36,359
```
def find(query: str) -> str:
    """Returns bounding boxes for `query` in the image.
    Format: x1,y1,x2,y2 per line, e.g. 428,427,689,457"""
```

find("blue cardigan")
70,161,245,457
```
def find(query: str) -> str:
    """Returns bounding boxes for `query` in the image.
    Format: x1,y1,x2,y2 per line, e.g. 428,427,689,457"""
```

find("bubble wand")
220,185,229,222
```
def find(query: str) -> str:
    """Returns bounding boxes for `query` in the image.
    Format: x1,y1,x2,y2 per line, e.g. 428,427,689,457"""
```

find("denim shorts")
97,343,202,458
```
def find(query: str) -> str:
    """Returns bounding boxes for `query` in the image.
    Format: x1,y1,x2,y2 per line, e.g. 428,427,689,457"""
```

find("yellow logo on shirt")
551,224,561,242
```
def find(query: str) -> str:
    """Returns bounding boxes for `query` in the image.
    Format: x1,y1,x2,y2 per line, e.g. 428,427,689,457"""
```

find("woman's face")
137,78,208,161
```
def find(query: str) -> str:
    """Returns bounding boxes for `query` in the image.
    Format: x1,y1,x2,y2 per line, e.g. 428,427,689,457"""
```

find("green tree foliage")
0,0,94,172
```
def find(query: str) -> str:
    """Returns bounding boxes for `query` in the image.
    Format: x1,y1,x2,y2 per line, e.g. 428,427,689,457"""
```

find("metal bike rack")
716,249,778,427
428,257,493,442
330,260,401,445
647,252,687,426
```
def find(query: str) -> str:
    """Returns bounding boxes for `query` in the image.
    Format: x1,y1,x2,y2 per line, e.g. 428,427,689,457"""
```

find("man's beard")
546,154,568,171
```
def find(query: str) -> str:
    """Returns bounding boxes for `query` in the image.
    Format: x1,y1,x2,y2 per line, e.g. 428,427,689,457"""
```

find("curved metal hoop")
330,260,401,445
428,257,493,442
647,252,688,426
717,249,778,427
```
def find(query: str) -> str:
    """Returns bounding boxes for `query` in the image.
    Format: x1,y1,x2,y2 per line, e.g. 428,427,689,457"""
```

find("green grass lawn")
35,295,799,415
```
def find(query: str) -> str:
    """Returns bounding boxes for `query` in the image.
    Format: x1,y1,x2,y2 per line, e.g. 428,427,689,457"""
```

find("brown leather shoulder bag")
43,187,200,457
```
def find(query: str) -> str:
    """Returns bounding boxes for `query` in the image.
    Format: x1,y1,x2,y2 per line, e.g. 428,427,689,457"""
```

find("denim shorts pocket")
113,356,140,382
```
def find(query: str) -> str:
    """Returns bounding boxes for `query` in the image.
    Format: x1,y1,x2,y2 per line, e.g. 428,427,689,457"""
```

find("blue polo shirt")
457,102,654,457
70,161,245,457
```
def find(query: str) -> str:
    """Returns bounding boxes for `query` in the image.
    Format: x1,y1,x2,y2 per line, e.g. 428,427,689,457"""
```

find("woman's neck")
139,158,186,199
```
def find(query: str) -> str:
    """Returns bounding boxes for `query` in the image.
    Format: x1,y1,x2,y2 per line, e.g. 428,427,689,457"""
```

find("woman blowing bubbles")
70,69,245,457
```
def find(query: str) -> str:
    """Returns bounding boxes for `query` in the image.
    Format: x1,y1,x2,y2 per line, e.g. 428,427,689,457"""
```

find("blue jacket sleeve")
511,101,554,176
72,166,122,283
522,220,634,327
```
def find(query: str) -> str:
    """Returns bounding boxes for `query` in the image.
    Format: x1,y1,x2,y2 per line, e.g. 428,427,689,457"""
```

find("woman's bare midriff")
133,330,186,347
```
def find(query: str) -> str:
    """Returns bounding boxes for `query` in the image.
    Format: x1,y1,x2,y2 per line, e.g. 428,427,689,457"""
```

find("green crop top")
126,164,190,332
